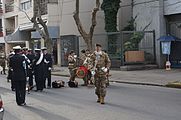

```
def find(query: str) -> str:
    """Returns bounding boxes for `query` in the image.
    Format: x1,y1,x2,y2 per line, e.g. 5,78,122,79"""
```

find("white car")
0,95,4,120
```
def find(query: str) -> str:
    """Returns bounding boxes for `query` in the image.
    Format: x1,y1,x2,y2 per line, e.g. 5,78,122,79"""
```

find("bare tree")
31,0,52,52
73,0,100,50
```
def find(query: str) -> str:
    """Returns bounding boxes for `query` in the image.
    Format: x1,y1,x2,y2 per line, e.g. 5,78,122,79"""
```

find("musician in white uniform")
33,49,45,92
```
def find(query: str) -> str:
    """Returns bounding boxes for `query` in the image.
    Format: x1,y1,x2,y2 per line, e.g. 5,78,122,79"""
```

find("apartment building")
0,0,4,52
133,0,181,68
2,0,130,66
59,0,131,66
2,0,59,63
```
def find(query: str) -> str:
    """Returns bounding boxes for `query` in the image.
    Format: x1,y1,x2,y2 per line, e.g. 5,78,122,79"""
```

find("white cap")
13,46,21,50
41,47,47,50
22,47,28,50
34,48,41,51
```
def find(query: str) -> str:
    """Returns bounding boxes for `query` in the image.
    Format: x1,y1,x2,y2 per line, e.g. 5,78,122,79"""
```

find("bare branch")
142,20,152,31
73,0,88,39
73,0,100,50
89,0,100,39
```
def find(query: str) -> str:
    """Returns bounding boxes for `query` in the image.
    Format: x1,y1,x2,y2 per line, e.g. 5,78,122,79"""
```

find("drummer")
79,49,87,86
80,49,93,86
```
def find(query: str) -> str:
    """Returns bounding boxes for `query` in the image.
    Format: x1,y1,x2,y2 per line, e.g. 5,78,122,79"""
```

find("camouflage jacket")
68,55,76,69
91,51,111,75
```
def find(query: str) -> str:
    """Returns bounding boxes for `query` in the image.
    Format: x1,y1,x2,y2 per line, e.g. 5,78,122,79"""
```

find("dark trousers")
11,79,15,90
14,81,26,105
35,74,44,90
44,70,51,87
34,65,44,91
28,71,34,87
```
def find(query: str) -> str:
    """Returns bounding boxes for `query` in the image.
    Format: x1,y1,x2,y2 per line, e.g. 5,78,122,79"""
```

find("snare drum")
76,66,88,78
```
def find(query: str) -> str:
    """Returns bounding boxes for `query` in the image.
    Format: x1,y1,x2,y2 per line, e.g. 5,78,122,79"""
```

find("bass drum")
76,66,88,78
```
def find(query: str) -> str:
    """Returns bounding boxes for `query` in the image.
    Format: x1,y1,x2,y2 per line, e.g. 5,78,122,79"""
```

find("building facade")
2,0,60,63
132,0,181,68
0,0,5,52
1,0,131,66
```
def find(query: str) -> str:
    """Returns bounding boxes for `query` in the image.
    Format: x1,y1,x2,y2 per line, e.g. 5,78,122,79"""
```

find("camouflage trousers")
94,75,107,97
69,68,76,81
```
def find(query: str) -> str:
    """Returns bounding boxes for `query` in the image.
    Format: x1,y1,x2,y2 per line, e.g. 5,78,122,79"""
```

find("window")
21,0,32,11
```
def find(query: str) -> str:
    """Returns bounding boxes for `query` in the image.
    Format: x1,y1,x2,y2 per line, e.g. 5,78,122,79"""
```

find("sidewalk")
52,66,181,87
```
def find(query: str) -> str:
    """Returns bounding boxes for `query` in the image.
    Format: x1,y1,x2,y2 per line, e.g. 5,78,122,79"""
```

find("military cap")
96,43,102,47
13,46,21,50
28,48,32,51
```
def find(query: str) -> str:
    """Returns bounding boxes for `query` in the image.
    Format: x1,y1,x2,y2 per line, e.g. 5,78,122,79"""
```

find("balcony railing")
0,31,3,37
5,1,14,13
40,1,48,15
6,28,14,35
48,0,58,3
40,0,58,15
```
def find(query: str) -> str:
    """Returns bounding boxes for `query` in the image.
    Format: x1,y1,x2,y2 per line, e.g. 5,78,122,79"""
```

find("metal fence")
78,30,156,68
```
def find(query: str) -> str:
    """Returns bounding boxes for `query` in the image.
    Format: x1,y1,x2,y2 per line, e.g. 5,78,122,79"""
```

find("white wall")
133,0,166,67
47,3,59,26
164,0,181,15
119,0,132,31
60,0,105,36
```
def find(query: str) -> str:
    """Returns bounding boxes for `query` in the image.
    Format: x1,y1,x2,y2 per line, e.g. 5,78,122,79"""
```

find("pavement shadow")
23,105,71,120
0,86,13,94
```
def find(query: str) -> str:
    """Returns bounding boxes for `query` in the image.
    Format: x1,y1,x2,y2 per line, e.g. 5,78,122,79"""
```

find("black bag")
68,80,78,88
52,80,65,88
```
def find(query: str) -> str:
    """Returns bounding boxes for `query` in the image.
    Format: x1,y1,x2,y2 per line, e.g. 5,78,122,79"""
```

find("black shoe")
35,90,39,92
17,103,26,106
47,86,51,89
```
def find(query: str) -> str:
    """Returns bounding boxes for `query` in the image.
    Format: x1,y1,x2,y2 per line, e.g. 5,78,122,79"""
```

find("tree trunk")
73,0,100,51
31,0,52,53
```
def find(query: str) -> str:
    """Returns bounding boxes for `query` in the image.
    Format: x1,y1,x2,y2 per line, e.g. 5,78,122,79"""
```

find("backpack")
52,80,65,88
68,80,78,88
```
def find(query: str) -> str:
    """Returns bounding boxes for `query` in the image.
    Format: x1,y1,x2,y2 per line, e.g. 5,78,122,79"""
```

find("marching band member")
68,50,77,82
83,49,93,86
33,49,45,92
26,49,35,90
41,47,53,89
9,46,27,106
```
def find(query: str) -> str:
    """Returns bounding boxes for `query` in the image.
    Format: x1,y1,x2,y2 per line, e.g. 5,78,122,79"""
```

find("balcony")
48,0,58,3
0,32,3,37
6,28,14,35
5,1,14,13
40,0,58,15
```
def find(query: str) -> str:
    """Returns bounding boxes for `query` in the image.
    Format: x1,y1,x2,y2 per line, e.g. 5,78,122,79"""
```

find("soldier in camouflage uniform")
68,50,77,82
91,44,111,104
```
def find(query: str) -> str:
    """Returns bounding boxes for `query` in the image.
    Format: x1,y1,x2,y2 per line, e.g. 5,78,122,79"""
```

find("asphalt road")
0,74,181,120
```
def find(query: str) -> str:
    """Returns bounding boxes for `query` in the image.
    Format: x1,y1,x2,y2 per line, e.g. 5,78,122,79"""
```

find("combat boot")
100,97,105,104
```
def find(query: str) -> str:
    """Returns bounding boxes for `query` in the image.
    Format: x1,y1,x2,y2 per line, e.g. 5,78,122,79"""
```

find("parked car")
0,95,4,120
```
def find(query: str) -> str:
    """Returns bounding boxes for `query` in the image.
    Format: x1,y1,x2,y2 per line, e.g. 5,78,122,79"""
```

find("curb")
165,81,181,89
51,73,165,87
51,73,70,77
51,73,181,89
109,80,165,87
